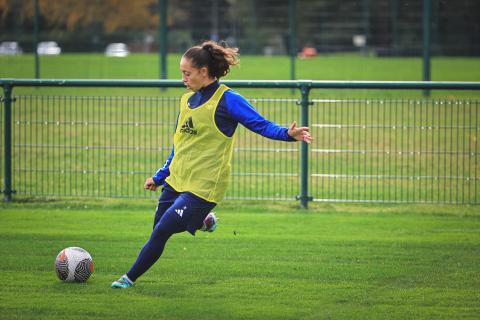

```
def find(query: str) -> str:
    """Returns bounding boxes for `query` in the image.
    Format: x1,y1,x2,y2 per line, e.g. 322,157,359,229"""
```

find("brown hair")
183,40,240,79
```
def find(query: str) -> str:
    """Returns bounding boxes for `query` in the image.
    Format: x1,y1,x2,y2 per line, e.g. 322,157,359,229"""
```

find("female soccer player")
112,40,312,288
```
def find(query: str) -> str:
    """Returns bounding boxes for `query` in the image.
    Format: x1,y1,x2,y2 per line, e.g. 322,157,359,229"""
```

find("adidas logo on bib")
180,116,198,135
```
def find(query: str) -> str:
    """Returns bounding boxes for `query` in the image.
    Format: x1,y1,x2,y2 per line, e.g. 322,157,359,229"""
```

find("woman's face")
180,57,211,92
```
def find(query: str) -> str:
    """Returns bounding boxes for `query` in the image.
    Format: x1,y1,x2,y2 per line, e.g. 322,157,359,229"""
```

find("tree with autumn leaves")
0,0,164,33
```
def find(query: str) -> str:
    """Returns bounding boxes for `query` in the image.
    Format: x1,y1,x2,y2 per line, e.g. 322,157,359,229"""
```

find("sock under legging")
126,210,186,282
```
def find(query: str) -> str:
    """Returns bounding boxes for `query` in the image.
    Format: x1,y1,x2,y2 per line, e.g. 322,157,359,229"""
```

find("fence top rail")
1,79,480,90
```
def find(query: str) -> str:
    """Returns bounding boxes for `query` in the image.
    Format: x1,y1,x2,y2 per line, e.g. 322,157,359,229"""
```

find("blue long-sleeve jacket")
152,81,294,185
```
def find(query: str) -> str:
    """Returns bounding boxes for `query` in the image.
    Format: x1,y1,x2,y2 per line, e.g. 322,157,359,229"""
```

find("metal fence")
311,98,479,203
1,79,480,206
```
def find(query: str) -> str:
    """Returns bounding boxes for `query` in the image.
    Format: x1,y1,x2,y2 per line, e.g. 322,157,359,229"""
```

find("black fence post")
288,0,296,88
299,82,312,208
423,0,431,97
2,84,14,201
159,0,167,81
34,0,40,79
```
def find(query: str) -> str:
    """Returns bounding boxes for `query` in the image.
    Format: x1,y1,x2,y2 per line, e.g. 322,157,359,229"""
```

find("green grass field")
0,200,479,320
2,53,480,81
2,53,480,98
1,54,479,319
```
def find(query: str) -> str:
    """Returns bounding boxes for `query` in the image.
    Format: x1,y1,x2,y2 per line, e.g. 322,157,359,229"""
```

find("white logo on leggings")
175,209,184,217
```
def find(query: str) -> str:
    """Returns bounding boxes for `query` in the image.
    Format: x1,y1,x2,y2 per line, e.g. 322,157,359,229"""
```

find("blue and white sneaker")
111,274,134,289
201,212,218,232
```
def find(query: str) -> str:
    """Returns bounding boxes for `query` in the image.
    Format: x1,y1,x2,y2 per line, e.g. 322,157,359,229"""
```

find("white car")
37,41,61,55
0,41,23,55
105,43,130,57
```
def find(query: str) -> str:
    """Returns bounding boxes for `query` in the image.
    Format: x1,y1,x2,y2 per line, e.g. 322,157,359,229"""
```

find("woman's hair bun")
202,43,214,53
184,40,240,79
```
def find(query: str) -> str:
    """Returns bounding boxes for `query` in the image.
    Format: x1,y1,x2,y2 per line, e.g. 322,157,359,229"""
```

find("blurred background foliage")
1,0,479,56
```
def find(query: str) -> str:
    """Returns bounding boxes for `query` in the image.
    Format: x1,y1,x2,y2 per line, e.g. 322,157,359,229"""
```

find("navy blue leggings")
126,184,216,282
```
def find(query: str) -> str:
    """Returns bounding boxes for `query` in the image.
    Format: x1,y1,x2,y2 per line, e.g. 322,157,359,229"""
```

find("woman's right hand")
144,177,158,191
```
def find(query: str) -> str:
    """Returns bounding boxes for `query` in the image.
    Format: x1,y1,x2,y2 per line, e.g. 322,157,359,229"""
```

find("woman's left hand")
288,121,313,144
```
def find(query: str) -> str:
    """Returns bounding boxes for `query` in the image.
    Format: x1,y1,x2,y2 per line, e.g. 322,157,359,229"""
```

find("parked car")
105,43,130,57
37,41,61,55
0,41,23,55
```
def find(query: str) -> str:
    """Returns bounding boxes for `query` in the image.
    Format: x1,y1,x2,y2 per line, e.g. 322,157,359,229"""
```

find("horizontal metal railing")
2,79,480,90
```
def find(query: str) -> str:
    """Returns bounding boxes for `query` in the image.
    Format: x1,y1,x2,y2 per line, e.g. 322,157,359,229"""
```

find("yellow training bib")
166,84,234,203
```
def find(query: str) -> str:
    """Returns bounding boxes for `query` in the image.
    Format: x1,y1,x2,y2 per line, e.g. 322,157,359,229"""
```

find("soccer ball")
54,247,94,282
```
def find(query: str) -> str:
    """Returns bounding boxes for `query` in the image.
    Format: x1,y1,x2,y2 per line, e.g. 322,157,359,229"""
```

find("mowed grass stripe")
0,202,478,319
2,54,480,98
